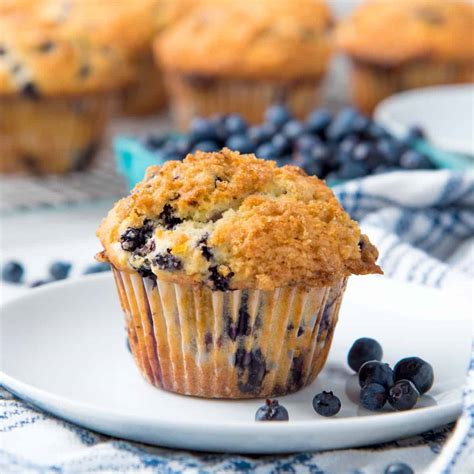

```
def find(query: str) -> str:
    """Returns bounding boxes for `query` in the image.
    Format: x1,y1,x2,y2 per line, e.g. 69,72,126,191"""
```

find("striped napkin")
1,170,473,474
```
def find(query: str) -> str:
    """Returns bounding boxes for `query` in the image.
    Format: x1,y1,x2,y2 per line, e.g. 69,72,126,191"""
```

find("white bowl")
375,84,474,156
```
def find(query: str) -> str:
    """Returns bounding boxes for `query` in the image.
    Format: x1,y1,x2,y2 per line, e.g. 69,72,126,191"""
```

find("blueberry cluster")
348,338,434,411
1,259,110,287
254,337,434,424
143,105,433,181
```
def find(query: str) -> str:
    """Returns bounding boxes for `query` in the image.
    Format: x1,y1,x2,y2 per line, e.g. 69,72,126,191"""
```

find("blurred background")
0,0,473,289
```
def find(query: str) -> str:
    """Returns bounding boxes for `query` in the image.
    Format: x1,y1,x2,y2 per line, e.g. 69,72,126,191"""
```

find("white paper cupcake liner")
113,267,347,399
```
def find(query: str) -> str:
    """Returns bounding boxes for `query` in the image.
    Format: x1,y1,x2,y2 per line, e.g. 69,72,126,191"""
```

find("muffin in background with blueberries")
97,148,382,399
0,14,132,174
154,0,333,128
61,0,181,116
336,0,474,115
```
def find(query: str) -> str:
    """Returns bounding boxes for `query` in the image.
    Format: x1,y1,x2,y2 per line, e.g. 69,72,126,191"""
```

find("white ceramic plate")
375,84,474,156
0,274,470,454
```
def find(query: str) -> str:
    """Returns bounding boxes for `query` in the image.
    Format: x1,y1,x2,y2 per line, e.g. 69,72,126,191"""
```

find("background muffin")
97,149,381,398
0,14,131,174
336,0,474,114
155,0,333,128
52,0,168,116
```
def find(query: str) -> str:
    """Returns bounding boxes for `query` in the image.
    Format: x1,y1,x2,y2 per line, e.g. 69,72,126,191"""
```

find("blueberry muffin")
97,148,381,398
154,0,333,128
336,0,474,114
0,15,131,174
48,0,168,116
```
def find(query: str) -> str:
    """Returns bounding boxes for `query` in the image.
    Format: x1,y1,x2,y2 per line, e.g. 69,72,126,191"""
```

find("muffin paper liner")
120,51,167,116
0,94,114,174
163,72,324,128
113,267,347,399
350,59,474,115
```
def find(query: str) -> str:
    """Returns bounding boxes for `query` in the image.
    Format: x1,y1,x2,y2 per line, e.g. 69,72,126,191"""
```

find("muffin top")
336,0,474,66
155,0,333,80
0,14,132,97
97,149,381,290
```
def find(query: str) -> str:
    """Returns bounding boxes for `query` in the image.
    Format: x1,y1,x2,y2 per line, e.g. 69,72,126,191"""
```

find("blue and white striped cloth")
1,170,473,474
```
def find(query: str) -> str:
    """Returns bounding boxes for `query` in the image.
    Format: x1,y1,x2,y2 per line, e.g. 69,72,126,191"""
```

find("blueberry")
22,81,40,100
175,137,192,157
83,263,110,274
404,125,425,145
271,134,291,155
293,153,323,176
312,391,341,417
1,261,24,283
352,142,373,162
359,361,395,389
295,134,320,153
248,123,277,145
209,114,229,142
192,140,220,153
224,114,247,135
265,104,292,128
30,279,50,288
348,338,383,372
190,117,218,142
255,399,289,421
375,138,399,165
339,135,359,155
276,156,293,167
337,160,367,180
367,122,389,140
153,250,182,271
256,142,278,160
208,265,234,291
326,107,358,142
225,134,254,154
306,109,332,134
144,134,166,150
360,383,387,411
399,150,425,169
385,463,414,474
352,115,370,134
394,357,434,394
388,380,419,411
282,119,305,141
158,204,182,229
49,261,72,280
121,221,154,251
311,143,331,162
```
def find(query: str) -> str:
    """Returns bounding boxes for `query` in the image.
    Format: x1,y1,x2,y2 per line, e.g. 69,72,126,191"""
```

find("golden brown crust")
336,0,474,66
97,149,381,290
0,10,132,96
155,0,333,80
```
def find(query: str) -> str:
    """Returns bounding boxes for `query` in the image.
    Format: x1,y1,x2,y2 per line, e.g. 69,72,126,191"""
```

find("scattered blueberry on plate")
360,383,388,411
255,399,289,422
312,391,341,417
385,462,414,474
348,338,434,413
1,261,24,284
388,380,420,411
348,337,383,372
394,357,434,395
358,361,395,389
49,261,72,280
